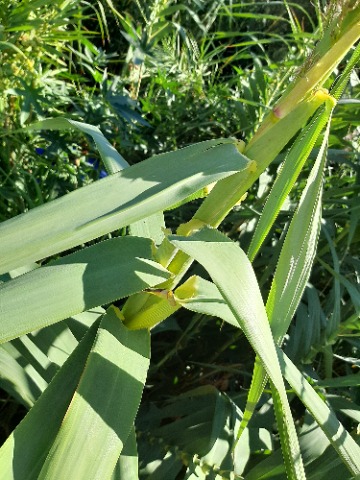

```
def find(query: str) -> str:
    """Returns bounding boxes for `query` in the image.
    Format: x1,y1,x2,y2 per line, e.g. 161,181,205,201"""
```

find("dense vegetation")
0,1,359,479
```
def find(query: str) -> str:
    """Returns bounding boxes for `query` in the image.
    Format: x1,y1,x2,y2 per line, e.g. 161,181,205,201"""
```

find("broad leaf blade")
0,138,249,274
170,228,306,480
38,307,150,480
0,317,94,408
0,343,41,408
0,319,100,480
0,236,170,343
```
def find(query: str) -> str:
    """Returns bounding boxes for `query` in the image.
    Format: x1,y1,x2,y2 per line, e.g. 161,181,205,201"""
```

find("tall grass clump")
0,1,360,479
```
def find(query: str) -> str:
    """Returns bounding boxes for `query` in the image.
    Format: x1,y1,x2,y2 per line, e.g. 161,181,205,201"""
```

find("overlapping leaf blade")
247,101,332,262
0,308,150,480
0,236,170,343
173,272,360,475
175,275,238,328
170,228,306,480
0,138,250,274
237,99,335,445
0,310,103,408
278,347,360,476
38,307,150,479
0,319,100,479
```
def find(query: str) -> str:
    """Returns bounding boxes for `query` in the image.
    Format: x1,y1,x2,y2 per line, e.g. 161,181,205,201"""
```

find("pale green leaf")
0,236,170,343
0,344,40,408
278,348,360,476
239,103,334,445
267,115,330,341
129,212,166,245
0,321,84,407
193,95,326,229
174,273,360,475
39,307,150,480
0,138,249,274
170,228,306,480
0,319,100,480
175,275,238,328
247,100,333,262
114,426,138,480
27,117,129,173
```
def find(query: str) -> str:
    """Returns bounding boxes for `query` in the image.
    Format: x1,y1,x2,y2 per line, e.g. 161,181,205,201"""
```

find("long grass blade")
237,100,335,445
0,138,249,274
247,98,334,262
170,228,306,480
278,347,360,476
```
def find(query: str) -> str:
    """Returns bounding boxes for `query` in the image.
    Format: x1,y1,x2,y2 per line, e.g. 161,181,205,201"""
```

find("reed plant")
0,1,359,479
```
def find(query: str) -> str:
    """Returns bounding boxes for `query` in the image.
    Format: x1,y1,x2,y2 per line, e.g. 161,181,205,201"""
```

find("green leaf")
0,313,99,408
0,319,100,480
0,138,249,274
239,102,334,444
317,374,360,388
278,348,360,476
114,426,138,480
0,236,170,343
193,95,327,229
175,275,238,328
27,117,130,173
129,212,166,245
170,228,306,480
266,115,331,341
38,308,150,479
0,343,40,408
176,276,360,475
247,100,333,262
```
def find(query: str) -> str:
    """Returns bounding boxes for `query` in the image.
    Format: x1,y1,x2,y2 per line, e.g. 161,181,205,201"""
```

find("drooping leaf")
28,117,129,173
170,228,306,480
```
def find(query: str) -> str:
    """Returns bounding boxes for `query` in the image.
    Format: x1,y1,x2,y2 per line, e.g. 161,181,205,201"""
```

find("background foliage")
0,0,359,478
